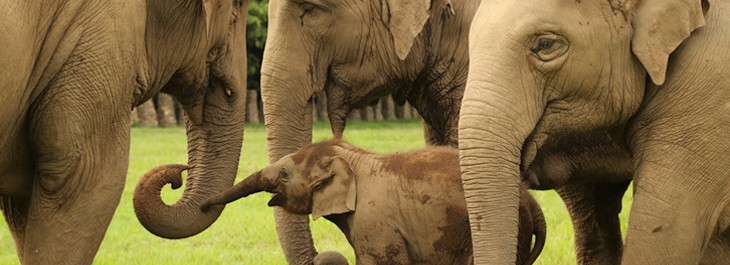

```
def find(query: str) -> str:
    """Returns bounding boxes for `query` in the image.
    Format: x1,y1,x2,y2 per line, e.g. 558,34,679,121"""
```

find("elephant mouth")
519,124,542,173
267,193,284,207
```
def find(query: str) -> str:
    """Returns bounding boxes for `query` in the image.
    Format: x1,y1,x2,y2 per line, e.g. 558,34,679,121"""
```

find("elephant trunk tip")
200,197,223,212
133,163,221,239
136,164,189,195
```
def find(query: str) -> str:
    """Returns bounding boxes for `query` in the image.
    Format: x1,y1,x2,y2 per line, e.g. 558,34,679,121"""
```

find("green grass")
0,120,632,264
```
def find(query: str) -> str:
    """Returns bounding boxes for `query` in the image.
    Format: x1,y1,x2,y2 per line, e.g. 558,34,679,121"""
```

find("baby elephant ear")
629,0,707,85
386,0,431,60
311,157,356,220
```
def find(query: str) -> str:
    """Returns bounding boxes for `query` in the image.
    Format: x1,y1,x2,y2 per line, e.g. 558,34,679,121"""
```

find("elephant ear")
629,0,707,85
386,0,431,60
311,156,356,220
202,0,213,40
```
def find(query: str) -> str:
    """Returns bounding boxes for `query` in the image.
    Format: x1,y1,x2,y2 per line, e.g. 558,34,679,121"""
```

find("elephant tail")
527,196,546,265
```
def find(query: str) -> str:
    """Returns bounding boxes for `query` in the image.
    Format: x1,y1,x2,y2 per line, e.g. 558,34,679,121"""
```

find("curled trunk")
133,81,245,239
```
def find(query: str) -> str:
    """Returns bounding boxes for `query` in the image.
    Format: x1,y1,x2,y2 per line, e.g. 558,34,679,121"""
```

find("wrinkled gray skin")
202,140,547,265
0,0,248,264
460,0,729,264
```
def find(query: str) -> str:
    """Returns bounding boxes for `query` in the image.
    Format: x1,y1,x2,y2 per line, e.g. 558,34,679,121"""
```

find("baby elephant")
202,140,546,265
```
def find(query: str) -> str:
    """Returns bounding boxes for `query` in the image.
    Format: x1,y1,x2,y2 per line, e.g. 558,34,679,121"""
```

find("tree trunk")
156,93,178,127
394,103,403,119
362,106,374,121
137,100,159,127
403,102,413,119
411,104,420,120
348,108,362,121
246,90,260,124
373,99,383,121
176,100,186,125
383,96,396,120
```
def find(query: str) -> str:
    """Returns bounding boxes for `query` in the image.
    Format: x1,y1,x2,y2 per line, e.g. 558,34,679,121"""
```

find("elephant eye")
532,39,555,53
301,2,316,12
279,169,290,182
531,35,568,62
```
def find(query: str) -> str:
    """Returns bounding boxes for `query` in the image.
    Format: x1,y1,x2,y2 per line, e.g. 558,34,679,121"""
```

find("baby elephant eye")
279,169,290,182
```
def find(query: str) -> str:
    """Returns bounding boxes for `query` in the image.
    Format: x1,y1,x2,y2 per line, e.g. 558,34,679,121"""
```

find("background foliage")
246,0,268,90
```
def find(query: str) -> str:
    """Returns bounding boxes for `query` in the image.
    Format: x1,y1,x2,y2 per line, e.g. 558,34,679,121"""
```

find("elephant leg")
274,207,318,265
557,181,629,265
0,196,31,263
352,232,409,265
19,84,130,264
621,162,722,265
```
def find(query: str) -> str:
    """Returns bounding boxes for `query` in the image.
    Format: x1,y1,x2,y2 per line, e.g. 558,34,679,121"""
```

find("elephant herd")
0,0,727,264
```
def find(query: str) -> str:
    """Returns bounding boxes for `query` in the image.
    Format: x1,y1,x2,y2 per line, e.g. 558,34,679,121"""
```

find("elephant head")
133,0,250,239
200,146,357,221
459,0,706,263
260,0,448,262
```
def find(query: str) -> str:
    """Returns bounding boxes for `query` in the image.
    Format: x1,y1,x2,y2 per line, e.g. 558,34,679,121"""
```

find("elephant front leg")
622,163,725,265
557,181,629,265
18,92,130,264
0,196,31,263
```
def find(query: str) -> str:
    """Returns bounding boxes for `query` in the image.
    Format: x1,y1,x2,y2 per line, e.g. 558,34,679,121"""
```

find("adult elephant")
0,0,249,264
460,0,729,264
259,0,480,263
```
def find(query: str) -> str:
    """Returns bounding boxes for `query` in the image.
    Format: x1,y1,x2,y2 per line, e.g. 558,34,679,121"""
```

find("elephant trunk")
259,1,333,261
133,81,245,239
200,171,270,212
527,194,547,265
458,16,544,263
261,53,320,265
262,83,319,265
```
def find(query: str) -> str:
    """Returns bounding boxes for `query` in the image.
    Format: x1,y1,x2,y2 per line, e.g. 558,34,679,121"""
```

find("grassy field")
0,120,632,264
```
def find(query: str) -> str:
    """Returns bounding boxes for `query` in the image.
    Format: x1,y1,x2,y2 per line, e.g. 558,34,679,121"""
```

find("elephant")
260,0,638,263
459,0,729,264
201,140,547,265
259,0,482,262
0,0,248,263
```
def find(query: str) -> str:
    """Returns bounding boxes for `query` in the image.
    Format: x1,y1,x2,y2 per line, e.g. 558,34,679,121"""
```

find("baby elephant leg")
353,231,409,265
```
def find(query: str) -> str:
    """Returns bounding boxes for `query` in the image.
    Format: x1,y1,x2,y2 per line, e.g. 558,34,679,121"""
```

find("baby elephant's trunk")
200,171,266,211
526,195,546,265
